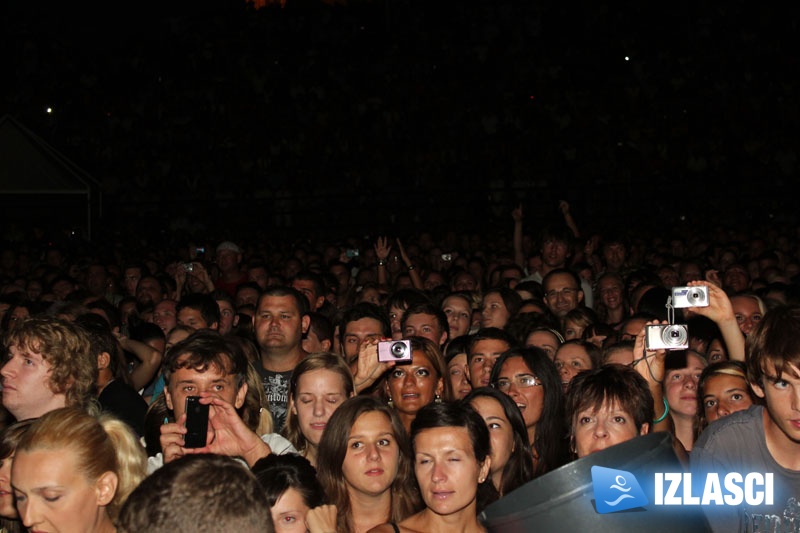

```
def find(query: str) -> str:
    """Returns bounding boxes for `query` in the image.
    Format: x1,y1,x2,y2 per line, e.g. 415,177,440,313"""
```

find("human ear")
95,471,118,507
234,382,248,409
97,352,111,370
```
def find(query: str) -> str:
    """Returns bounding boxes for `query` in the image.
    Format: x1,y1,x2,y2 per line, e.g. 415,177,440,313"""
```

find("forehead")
9,341,47,361
544,273,576,289
470,395,506,417
258,295,300,312
345,317,383,335
471,338,508,354
406,313,438,325
171,355,232,380
557,344,589,358
528,330,558,345
155,300,177,312
499,356,531,375
292,279,316,291
297,368,345,390
351,410,392,434
443,296,470,310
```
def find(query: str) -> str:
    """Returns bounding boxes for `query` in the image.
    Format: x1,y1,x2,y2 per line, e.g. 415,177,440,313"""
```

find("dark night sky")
2,1,798,242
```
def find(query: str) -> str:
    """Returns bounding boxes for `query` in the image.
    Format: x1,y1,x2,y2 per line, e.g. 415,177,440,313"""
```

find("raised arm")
685,280,745,362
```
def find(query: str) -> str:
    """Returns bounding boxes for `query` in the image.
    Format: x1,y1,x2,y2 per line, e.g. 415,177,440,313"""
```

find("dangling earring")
434,394,442,403
388,396,394,408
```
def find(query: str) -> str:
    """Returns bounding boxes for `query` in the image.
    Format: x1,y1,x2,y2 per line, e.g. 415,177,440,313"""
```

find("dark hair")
118,454,273,533
746,305,800,386
464,387,534,496
85,299,122,330
252,453,326,509
163,330,248,390
385,288,430,314
445,334,472,364
306,311,334,345
489,347,568,476
556,339,603,370
401,302,450,343
292,271,326,299
176,293,221,329
338,302,391,345
257,286,310,316
74,313,131,384
482,287,523,318
467,327,516,364
410,401,497,511
564,364,654,453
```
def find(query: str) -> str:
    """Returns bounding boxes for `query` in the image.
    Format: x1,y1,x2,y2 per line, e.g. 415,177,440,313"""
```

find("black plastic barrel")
479,432,711,533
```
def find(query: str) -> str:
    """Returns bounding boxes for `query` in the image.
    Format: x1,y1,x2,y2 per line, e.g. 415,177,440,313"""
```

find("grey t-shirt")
691,405,800,533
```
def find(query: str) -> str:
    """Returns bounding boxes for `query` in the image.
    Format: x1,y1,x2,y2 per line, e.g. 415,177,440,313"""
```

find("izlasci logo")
591,466,649,514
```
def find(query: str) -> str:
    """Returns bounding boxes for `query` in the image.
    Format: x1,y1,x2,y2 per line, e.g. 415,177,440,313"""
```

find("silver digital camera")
671,286,709,308
645,324,689,351
377,339,413,363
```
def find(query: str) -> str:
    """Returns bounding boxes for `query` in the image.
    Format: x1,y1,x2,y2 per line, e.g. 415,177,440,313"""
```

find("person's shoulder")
260,432,298,455
695,405,763,450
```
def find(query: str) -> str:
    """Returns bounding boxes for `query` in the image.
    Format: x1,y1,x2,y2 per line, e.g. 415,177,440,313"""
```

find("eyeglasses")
544,288,579,299
492,374,542,392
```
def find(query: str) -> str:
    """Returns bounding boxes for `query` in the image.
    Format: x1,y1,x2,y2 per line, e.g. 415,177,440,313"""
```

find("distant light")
46,107,53,114
624,56,630,61
529,95,535,100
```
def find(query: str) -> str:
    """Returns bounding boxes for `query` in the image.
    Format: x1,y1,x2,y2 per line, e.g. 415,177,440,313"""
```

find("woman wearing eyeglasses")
489,348,569,477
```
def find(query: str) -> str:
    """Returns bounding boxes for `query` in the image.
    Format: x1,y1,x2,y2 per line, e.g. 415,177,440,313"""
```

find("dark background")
2,0,797,244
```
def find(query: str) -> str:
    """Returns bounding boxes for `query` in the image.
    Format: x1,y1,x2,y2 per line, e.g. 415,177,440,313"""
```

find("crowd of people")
0,204,799,532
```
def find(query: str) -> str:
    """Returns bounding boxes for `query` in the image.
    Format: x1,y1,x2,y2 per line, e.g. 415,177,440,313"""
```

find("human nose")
1,358,16,378
19,499,40,529
716,401,731,418
431,461,447,483
593,419,609,438
402,372,416,388
366,442,380,462
313,398,325,417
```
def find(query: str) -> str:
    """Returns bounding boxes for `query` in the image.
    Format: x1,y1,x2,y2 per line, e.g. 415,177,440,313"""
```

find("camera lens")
662,325,688,347
390,342,407,357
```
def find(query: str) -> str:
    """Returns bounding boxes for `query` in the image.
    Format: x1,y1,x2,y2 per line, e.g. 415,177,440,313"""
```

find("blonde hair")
16,407,147,521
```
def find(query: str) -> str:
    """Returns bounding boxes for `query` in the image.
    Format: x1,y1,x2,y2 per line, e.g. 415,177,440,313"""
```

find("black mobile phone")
184,396,209,448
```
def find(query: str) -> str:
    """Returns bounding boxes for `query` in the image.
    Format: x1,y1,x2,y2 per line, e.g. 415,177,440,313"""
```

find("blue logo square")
591,466,649,514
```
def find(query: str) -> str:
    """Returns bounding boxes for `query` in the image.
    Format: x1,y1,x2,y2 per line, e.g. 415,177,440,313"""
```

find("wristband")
377,259,387,266
407,264,416,271
653,398,669,424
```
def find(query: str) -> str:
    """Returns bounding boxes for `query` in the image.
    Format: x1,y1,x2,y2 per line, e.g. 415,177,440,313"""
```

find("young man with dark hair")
156,330,295,471
466,327,516,388
338,302,391,365
291,270,327,312
401,302,450,348
692,305,800,532
176,293,220,331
